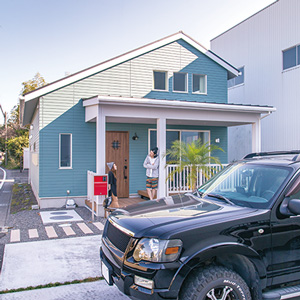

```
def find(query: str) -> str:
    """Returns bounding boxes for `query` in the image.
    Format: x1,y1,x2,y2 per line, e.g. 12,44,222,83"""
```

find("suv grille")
106,221,131,252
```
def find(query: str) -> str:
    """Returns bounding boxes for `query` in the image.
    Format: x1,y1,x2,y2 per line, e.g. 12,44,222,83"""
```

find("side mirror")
280,198,300,216
288,199,300,215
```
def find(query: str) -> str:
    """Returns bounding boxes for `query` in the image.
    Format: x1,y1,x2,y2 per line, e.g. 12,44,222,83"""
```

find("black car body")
100,152,300,300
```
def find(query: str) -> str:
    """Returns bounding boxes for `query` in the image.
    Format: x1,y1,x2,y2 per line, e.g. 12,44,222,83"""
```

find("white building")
211,0,300,162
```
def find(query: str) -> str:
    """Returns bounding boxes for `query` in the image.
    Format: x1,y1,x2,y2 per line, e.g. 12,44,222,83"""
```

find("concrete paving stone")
0,235,102,290
62,226,76,236
28,229,39,239
45,226,58,239
10,230,20,243
77,223,93,234
93,222,104,231
0,280,130,300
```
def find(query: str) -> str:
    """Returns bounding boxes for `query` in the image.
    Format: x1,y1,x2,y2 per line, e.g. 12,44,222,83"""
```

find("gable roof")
22,31,239,102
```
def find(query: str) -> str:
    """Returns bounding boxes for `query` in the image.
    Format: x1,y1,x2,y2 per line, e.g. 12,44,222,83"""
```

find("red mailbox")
94,175,108,196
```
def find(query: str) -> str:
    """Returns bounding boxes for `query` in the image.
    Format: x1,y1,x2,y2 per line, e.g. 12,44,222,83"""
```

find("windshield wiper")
206,193,235,205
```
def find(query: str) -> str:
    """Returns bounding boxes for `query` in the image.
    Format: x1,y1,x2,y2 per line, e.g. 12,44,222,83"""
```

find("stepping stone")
28,229,39,239
77,223,93,234
93,222,104,231
10,229,20,243
45,226,58,238
62,226,76,236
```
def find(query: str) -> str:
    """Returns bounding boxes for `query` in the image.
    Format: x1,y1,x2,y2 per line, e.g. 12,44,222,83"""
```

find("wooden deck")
85,196,145,212
119,197,145,207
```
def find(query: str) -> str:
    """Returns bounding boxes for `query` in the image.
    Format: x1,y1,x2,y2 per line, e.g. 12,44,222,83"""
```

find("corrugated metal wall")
211,0,300,161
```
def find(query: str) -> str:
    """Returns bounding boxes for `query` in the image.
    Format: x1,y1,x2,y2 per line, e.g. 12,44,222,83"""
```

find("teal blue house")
22,32,274,212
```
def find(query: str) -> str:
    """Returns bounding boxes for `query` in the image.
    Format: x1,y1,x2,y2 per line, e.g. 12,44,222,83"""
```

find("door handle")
124,166,128,179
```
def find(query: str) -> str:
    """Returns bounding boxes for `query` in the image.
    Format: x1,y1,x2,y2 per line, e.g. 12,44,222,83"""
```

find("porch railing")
166,164,227,195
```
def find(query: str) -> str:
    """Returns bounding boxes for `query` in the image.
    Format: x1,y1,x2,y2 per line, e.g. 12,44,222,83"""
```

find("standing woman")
143,147,159,200
107,162,119,208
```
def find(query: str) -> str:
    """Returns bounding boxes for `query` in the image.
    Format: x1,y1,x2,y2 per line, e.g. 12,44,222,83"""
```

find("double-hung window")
283,45,300,70
59,133,72,168
153,71,167,91
173,72,187,92
193,74,207,94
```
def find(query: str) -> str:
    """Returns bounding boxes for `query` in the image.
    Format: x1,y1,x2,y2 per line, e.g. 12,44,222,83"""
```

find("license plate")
101,260,112,285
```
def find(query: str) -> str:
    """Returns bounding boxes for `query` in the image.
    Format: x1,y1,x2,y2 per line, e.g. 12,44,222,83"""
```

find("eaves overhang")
83,95,276,114
82,95,276,127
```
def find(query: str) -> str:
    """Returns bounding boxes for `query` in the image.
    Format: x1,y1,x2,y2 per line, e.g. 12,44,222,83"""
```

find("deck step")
137,190,156,199
263,284,300,300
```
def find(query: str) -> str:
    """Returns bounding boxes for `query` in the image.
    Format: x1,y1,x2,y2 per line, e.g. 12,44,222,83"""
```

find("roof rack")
243,151,300,159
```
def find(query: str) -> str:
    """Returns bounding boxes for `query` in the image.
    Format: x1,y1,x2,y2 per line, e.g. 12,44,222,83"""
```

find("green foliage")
1,73,46,168
165,139,224,190
21,72,47,95
7,133,29,161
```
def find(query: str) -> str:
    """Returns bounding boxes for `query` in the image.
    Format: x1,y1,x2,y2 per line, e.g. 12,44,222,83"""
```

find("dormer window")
153,71,167,91
173,72,187,92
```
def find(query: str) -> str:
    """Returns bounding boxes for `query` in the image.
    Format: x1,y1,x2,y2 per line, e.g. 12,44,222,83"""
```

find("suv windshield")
198,163,292,209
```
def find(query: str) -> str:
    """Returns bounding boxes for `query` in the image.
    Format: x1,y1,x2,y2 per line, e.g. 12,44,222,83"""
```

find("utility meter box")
94,175,108,196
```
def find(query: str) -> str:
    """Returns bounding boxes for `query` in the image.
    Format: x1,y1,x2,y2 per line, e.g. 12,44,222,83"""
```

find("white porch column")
96,106,106,174
95,105,106,217
157,117,166,198
252,119,261,152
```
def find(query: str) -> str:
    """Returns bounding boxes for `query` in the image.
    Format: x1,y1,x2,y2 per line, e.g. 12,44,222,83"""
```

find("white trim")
173,72,188,93
153,70,168,92
192,74,207,95
59,133,72,169
23,32,239,102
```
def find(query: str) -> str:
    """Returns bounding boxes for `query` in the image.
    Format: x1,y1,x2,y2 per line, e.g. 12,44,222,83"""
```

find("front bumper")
100,245,179,300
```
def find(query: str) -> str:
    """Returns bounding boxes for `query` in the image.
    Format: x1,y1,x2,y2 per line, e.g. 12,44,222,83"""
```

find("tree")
21,72,47,95
165,139,224,190
1,73,47,168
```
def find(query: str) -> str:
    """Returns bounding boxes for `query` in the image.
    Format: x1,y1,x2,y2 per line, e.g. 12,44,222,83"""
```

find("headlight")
133,238,183,262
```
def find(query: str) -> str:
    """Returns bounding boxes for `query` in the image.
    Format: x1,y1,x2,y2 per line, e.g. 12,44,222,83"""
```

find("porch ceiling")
83,95,276,127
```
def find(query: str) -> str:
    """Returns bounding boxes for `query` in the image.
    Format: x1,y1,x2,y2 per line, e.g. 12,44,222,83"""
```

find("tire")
179,265,251,300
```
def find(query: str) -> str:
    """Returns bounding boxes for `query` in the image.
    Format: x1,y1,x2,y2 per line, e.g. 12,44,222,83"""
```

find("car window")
198,163,292,209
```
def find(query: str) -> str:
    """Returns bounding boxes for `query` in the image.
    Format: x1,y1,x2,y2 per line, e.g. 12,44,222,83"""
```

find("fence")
166,164,227,195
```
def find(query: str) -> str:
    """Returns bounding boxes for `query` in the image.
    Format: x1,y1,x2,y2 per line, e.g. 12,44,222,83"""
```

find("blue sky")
0,0,275,122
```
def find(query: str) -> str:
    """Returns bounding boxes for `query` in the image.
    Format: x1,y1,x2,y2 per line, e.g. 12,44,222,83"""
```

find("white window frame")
173,72,188,93
282,44,300,71
192,74,207,95
153,70,168,92
148,128,211,153
59,133,72,169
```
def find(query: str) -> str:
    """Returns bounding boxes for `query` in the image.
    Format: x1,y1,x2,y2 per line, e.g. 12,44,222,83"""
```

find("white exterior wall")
29,105,40,202
211,0,300,161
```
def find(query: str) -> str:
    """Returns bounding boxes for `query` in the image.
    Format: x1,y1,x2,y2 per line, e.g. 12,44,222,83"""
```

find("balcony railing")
166,164,227,195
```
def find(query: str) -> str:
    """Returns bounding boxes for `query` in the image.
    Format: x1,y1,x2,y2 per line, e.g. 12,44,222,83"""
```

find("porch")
83,95,275,217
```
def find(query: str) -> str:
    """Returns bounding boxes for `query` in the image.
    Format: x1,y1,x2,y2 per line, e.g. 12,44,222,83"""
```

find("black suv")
100,151,300,300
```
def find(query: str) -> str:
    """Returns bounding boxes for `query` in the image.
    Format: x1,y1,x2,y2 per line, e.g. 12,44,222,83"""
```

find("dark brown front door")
106,131,129,198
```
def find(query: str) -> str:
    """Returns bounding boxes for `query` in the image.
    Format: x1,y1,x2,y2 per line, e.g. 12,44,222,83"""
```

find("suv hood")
110,194,259,238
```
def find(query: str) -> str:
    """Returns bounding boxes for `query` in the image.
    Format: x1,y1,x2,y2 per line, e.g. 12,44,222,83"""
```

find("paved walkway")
0,235,102,291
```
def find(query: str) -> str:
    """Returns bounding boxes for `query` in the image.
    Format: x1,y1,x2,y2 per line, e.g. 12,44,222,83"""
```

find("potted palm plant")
165,139,224,190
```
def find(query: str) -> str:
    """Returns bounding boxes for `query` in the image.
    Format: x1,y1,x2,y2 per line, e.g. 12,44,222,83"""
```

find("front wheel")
179,265,251,300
